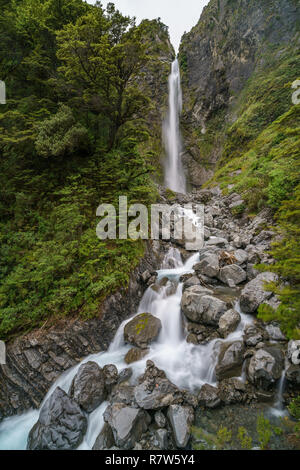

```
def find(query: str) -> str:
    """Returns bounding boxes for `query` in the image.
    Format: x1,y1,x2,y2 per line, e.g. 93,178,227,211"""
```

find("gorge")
0,0,299,452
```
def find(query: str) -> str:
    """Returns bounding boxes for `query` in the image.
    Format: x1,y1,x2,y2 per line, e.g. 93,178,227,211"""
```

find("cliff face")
179,0,299,187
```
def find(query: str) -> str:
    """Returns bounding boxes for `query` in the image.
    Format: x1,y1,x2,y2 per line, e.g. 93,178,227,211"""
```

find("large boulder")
218,309,241,338
103,403,150,449
181,289,226,326
103,364,119,393
287,340,300,365
198,384,221,409
69,361,106,413
193,253,219,278
167,405,194,448
215,341,245,380
218,264,247,287
134,361,182,410
240,272,278,313
27,387,88,450
286,365,300,386
124,313,162,349
125,347,149,365
243,324,268,347
247,347,284,390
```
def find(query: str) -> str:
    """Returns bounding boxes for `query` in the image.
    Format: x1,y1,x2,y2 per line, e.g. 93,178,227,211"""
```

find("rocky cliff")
179,0,299,187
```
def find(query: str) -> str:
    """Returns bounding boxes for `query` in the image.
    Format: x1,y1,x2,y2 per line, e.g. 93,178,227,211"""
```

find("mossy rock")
124,313,162,349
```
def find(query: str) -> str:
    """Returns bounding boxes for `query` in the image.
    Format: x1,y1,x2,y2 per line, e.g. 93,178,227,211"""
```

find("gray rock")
155,428,169,449
198,384,221,409
240,272,278,313
167,405,194,448
93,423,115,450
183,276,201,292
218,309,241,338
215,341,245,380
246,263,259,281
218,264,247,287
124,313,162,349
206,237,228,247
118,368,133,384
265,324,286,342
194,253,219,278
234,249,248,265
125,347,149,365
69,361,106,413
286,364,300,385
247,347,284,390
287,340,300,365
103,403,150,449
218,378,249,404
141,270,151,283
109,384,137,407
154,411,167,428
181,290,227,326
103,364,119,392
27,387,88,450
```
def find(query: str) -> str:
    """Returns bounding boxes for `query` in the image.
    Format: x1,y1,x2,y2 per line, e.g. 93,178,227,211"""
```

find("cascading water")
163,59,186,194
0,247,254,450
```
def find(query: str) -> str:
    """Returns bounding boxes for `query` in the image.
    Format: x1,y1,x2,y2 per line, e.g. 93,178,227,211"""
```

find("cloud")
88,0,209,52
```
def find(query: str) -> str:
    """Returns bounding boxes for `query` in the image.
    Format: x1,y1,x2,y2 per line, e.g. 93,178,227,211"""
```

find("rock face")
181,288,226,326
0,241,161,420
103,403,150,450
240,272,278,313
124,313,162,349
218,309,241,338
247,347,284,390
69,362,106,413
215,341,245,380
167,405,194,448
198,384,221,409
27,387,88,450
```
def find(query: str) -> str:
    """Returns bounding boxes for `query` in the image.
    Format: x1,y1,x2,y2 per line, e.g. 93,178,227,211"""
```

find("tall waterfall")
163,59,186,194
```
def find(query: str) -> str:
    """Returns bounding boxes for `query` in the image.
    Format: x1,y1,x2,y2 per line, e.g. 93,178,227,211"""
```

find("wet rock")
247,347,284,390
167,405,194,448
181,290,227,326
218,264,247,287
265,324,286,342
118,368,133,384
103,364,119,393
286,365,300,385
183,276,201,292
198,384,221,409
215,341,245,380
69,361,106,413
125,347,149,365
287,340,300,365
186,322,220,345
240,272,278,313
154,410,167,428
218,378,250,404
134,361,182,410
103,403,150,449
194,253,219,278
244,324,268,347
109,384,137,407
93,423,115,450
124,313,162,349
218,309,241,338
27,387,88,450
141,270,152,283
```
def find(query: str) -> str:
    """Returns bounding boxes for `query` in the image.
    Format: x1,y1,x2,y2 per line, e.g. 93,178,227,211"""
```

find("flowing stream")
0,247,254,450
163,59,186,194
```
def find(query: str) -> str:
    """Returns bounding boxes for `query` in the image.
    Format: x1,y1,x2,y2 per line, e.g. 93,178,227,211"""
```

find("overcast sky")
89,1,210,52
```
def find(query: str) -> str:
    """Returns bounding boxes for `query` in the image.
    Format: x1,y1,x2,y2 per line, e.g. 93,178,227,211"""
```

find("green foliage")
257,414,272,450
288,396,300,420
237,427,253,450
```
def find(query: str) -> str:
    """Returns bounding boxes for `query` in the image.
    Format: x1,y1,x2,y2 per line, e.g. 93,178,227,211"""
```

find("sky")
89,1,210,52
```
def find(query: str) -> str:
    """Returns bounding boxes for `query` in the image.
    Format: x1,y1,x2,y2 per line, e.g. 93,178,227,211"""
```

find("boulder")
247,347,284,390
103,364,119,393
240,272,278,313
286,365,300,385
103,403,150,449
124,313,162,349
287,340,300,365
167,405,194,448
265,324,286,342
118,368,133,384
182,276,201,292
27,387,88,450
155,429,169,449
215,341,245,380
218,309,241,338
193,253,219,278
198,384,221,409
218,378,249,404
233,249,248,265
125,347,149,365
206,237,228,247
244,324,268,347
109,384,137,407
69,361,106,413
93,423,115,450
154,410,167,428
218,264,247,287
181,290,227,326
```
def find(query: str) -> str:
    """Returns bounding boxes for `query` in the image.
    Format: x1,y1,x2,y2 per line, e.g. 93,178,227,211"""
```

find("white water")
163,59,186,193
0,248,255,450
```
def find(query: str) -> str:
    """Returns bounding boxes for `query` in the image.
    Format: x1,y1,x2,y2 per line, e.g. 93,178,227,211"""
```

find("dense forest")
0,0,171,340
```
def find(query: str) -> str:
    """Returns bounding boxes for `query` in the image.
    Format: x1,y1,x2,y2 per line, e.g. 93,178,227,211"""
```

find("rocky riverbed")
0,187,299,451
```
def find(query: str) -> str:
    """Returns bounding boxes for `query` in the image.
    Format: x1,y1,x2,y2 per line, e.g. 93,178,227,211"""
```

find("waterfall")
163,59,186,194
